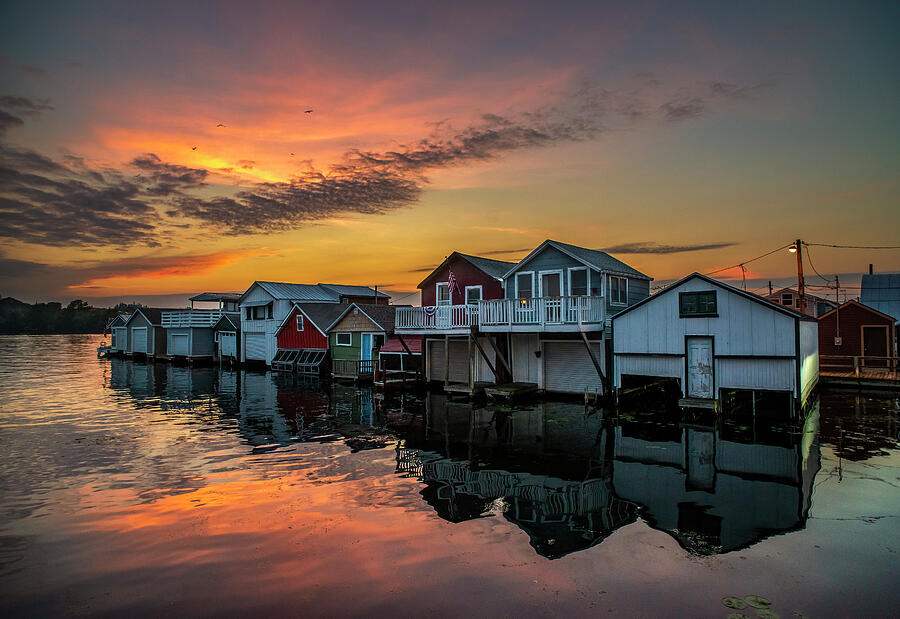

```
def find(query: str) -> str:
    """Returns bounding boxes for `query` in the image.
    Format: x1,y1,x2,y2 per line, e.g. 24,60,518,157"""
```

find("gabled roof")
239,281,385,304
106,313,130,328
318,283,389,299
124,307,164,326
764,287,835,305
418,252,516,289
328,303,396,332
611,272,815,322
504,239,652,281
189,292,242,302
277,302,348,336
817,300,897,323
861,273,900,324
214,313,241,331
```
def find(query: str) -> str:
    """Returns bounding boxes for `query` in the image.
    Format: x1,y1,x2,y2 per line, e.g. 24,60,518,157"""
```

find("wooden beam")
444,334,450,387
484,334,512,377
396,334,413,356
580,331,606,382
468,334,474,391
471,335,498,379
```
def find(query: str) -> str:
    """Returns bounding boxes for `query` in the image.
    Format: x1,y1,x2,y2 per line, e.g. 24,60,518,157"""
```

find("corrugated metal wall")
716,358,794,391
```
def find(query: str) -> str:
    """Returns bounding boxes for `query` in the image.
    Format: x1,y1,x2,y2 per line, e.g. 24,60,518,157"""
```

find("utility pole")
834,274,841,344
794,238,805,312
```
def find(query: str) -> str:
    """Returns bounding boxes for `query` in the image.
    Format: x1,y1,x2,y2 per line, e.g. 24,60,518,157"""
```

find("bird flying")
304,109,313,114
216,123,226,127
191,146,197,150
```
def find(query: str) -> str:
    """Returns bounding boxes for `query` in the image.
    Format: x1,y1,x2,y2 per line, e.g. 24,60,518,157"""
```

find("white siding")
170,332,190,356
511,334,540,384
132,327,148,353
113,327,127,351
798,320,819,403
427,339,444,382
220,332,237,357
717,358,795,391
615,354,682,387
474,337,496,382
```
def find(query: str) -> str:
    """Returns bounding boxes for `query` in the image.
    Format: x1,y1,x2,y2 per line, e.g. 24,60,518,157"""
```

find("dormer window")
781,293,793,306
296,315,304,331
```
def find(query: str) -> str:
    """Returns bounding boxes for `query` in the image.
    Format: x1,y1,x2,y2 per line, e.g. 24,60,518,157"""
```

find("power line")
806,243,900,250
803,244,833,285
705,243,793,276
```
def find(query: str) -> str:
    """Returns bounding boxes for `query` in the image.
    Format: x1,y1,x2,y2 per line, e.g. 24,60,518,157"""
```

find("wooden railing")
161,309,223,328
333,359,376,378
395,304,478,331
820,355,899,376
479,296,605,327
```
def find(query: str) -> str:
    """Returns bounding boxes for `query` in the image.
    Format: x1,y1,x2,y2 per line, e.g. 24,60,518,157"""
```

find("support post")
471,335,498,380
580,331,606,383
468,334,474,392
484,334,511,378
795,238,805,312
444,334,450,387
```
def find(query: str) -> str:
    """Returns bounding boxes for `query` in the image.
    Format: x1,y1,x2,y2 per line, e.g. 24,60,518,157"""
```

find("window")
609,276,628,305
516,272,534,298
569,268,588,296
249,305,270,320
245,307,252,320
296,315,304,331
679,291,717,317
335,332,352,346
436,282,451,306
465,285,482,305
781,293,793,306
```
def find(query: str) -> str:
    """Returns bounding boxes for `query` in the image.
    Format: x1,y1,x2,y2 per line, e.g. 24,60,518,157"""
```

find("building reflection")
105,358,883,559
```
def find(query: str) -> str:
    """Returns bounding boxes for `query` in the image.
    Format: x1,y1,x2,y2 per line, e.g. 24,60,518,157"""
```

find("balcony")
161,309,224,328
395,304,478,334
478,296,605,332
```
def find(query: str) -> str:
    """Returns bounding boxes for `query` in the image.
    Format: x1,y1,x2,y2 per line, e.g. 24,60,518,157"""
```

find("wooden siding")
717,358,795,391
127,312,165,355
818,302,895,359
608,277,650,315
421,254,504,305
504,246,599,299
277,307,328,349
615,354,683,386
330,332,362,361
165,327,215,357
330,309,383,333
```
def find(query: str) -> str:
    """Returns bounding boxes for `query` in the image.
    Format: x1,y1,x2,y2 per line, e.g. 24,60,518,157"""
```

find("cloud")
479,247,531,256
236,159,256,170
602,242,737,254
19,65,47,78
0,77,772,246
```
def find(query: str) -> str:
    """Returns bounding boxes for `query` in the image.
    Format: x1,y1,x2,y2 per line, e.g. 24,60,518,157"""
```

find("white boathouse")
612,273,818,412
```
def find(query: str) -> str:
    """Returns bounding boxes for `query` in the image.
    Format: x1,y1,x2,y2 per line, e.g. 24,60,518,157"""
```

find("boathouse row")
394,239,653,396
611,273,819,412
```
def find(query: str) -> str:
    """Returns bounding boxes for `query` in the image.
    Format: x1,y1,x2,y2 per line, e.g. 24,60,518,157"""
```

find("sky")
1,0,898,306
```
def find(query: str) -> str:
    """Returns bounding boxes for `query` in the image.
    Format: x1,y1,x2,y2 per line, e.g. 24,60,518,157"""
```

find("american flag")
448,270,460,294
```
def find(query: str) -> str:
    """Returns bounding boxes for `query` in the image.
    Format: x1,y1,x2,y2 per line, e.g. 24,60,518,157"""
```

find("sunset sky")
1,1,898,305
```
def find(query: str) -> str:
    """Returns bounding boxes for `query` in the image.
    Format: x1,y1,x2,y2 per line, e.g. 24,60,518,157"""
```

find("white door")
511,334,540,384
220,332,236,357
686,337,714,398
132,327,147,353
171,333,189,356
245,333,266,360
543,341,604,394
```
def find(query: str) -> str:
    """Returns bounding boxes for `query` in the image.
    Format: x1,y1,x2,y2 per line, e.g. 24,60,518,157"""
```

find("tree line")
0,298,144,335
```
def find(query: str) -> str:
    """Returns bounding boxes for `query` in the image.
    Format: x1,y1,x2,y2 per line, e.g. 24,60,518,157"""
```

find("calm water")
0,335,898,617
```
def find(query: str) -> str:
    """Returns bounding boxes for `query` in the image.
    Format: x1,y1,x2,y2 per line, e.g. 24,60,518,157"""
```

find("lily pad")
722,597,748,609
756,611,779,619
744,595,772,609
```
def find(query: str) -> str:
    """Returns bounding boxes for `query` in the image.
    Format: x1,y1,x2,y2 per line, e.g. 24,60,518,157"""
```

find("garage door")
245,332,267,360
542,341,604,394
132,327,147,353
427,339,470,383
220,332,237,357
170,333,189,356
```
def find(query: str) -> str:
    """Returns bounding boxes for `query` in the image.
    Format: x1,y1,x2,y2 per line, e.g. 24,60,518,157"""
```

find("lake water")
0,334,898,617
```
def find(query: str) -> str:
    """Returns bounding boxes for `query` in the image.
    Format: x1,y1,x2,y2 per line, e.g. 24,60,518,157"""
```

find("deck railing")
395,304,478,331
161,309,223,328
820,355,899,376
333,359,376,378
479,295,605,327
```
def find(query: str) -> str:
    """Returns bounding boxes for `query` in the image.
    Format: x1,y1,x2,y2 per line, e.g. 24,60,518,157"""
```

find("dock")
484,382,539,402
820,368,900,391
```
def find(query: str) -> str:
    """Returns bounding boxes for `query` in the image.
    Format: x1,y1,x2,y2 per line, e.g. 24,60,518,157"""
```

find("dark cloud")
0,110,24,135
236,159,256,170
407,265,438,273
479,247,531,256
660,98,706,122
0,96,54,114
602,242,737,254
131,153,208,196
19,65,47,78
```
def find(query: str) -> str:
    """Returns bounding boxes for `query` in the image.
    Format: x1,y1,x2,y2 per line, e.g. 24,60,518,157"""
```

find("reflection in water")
398,395,820,558
3,337,899,617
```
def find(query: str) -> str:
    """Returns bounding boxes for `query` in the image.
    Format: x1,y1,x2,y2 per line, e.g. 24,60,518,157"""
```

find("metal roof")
293,303,350,333
504,240,652,280
189,292,242,302
250,281,339,302
318,283,389,298
861,273,900,324
457,254,517,279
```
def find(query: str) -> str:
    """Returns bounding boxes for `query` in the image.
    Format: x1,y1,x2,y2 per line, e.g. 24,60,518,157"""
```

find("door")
361,333,373,361
511,334,540,384
862,326,888,367
220,332,236,357
245,333,266,360
171,333,189,356
686,337,714,398
540,272,562,323
543,341,604,394
132,327,147,353
114,328,127,351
